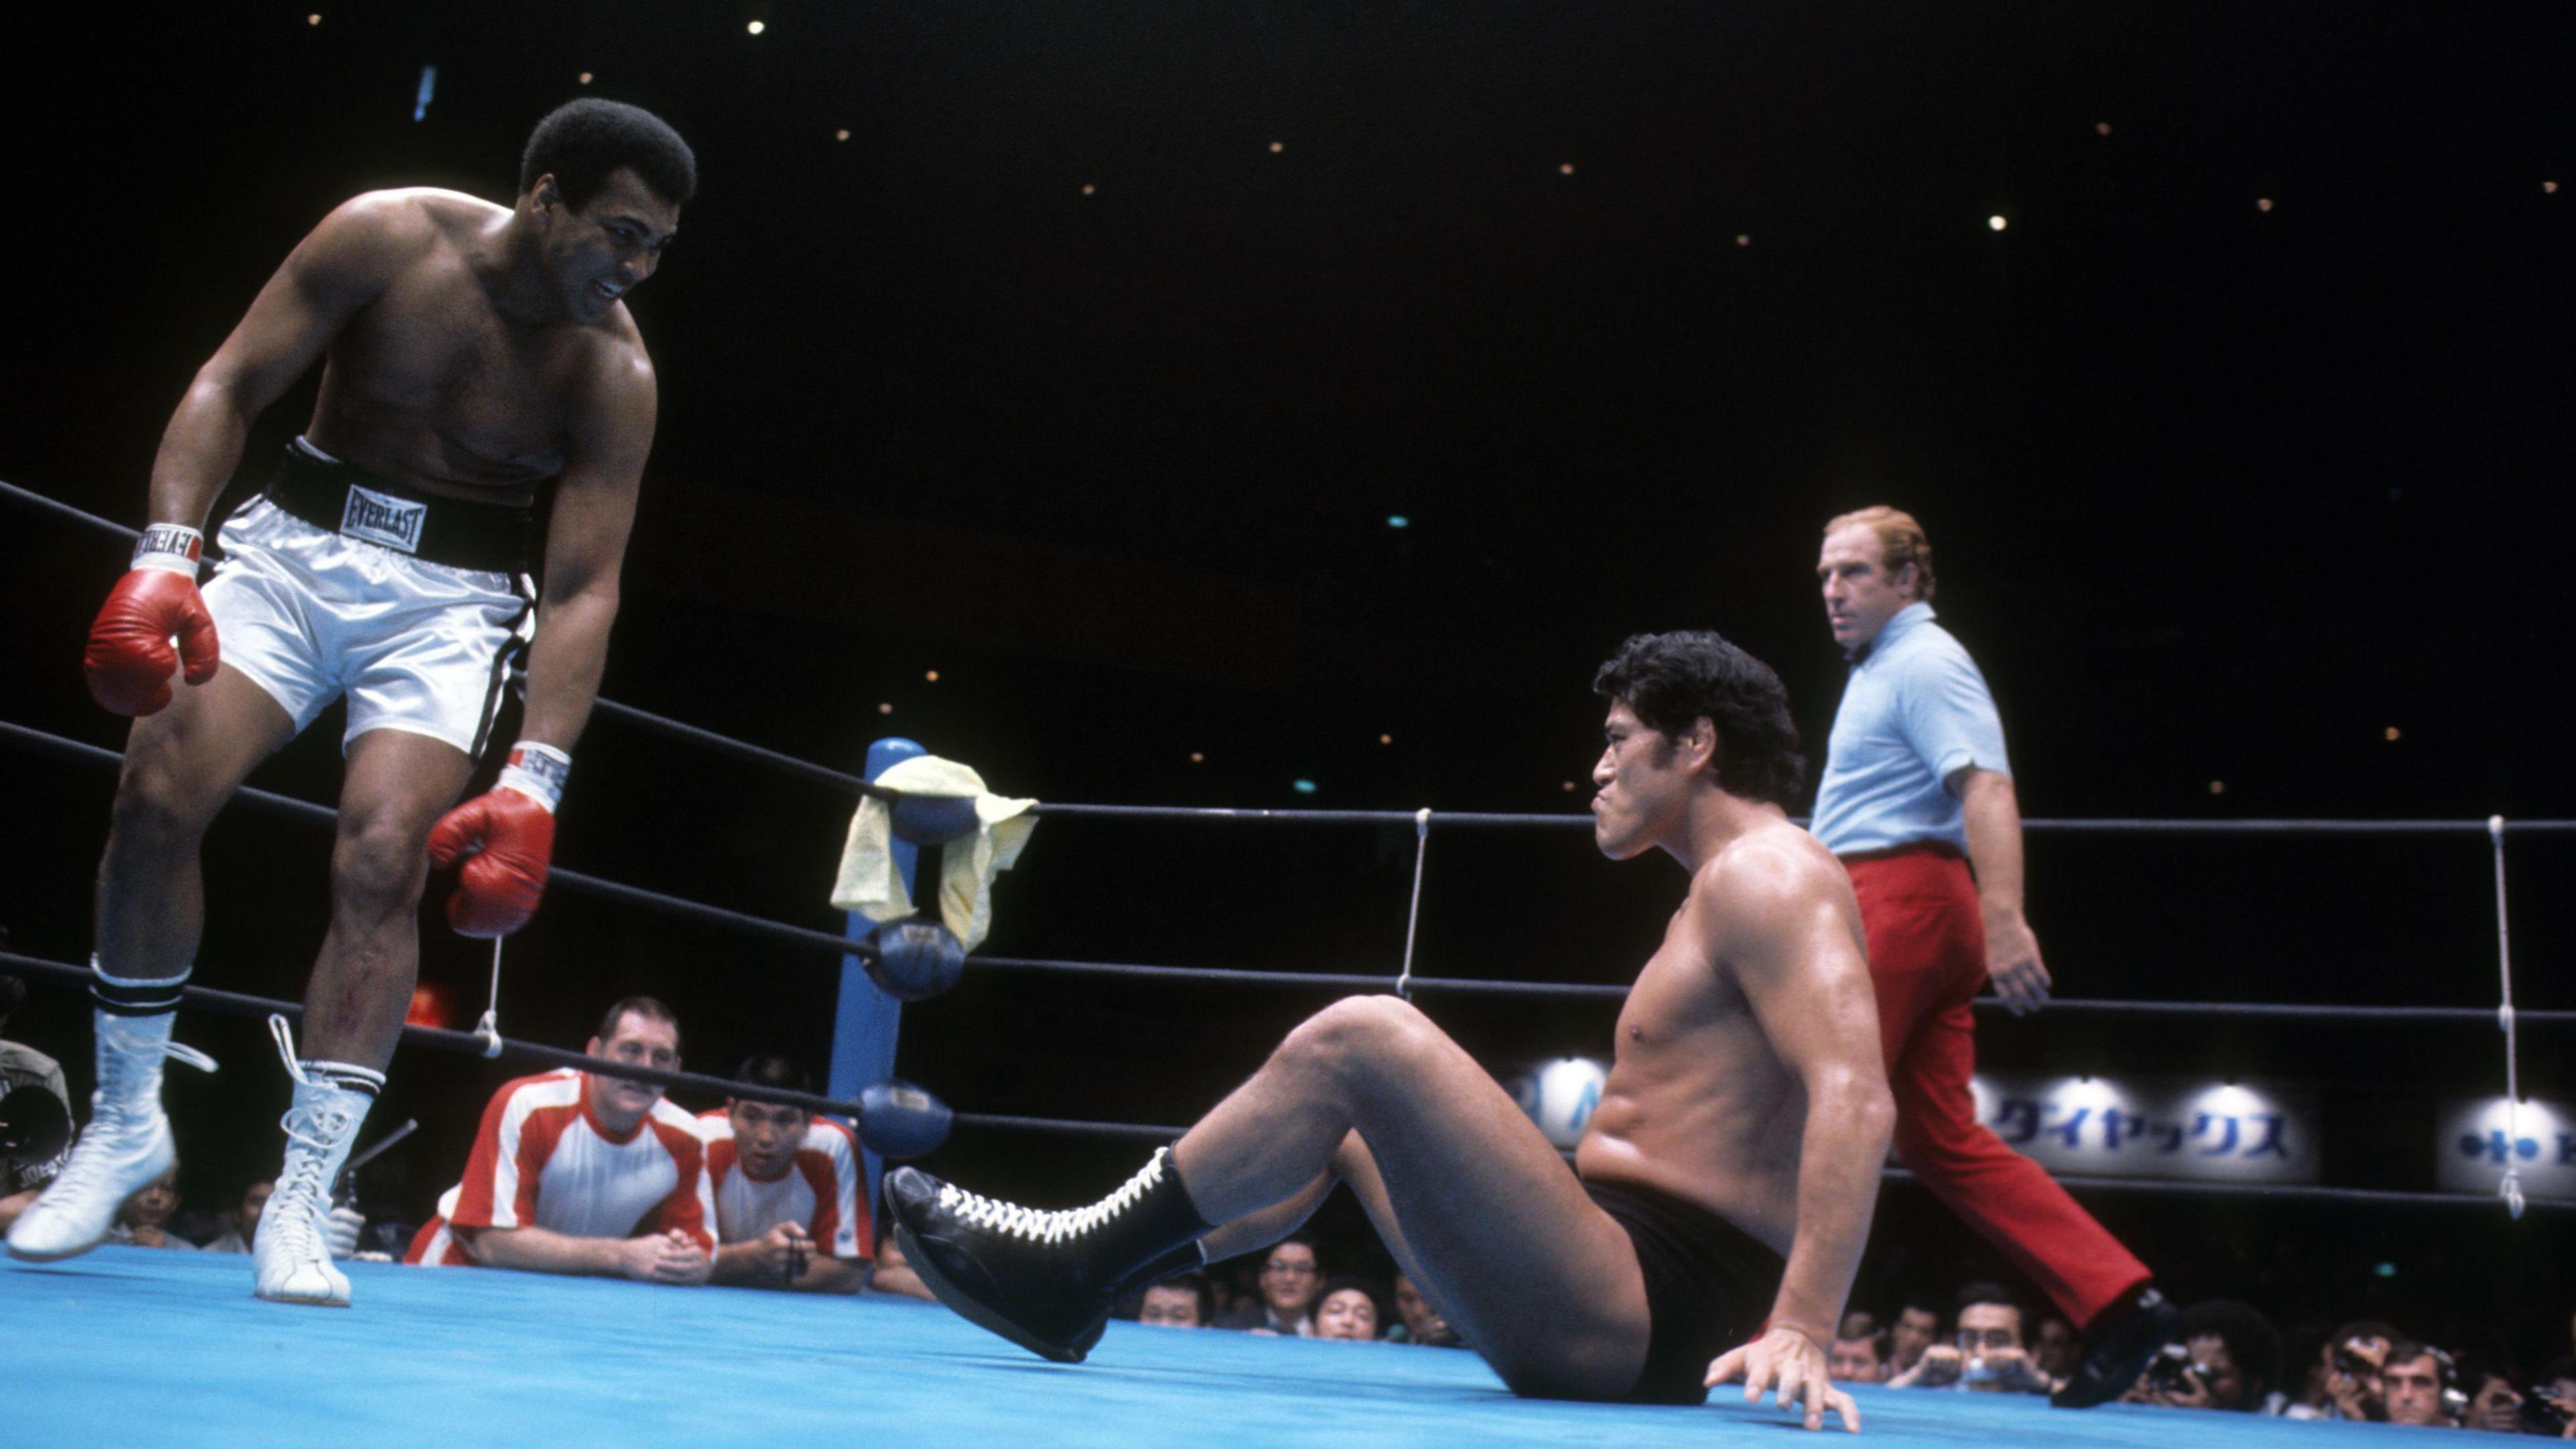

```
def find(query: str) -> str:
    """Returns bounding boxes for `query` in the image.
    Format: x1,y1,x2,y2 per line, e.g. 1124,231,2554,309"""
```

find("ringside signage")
2435,1097,2575,1201
1968,1075,2320,1184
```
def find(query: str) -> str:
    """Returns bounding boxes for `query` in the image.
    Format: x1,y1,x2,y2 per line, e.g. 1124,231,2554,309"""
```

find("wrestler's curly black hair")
1593,631,1806,806
521,99,697,209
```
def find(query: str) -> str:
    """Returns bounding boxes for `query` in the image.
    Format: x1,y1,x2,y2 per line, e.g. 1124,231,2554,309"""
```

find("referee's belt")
260,442,536,574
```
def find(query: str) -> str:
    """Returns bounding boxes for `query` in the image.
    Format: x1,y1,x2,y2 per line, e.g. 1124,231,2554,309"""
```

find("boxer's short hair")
523,99,697,209
1824,505,1935,600
1594,631,1806,806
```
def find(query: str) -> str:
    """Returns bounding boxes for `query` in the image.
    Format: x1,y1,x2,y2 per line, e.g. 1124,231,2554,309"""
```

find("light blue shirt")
1809,602,2012,855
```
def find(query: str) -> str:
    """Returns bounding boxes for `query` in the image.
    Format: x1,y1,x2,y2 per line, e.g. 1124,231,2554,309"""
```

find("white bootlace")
264,1015,357,1265
936,1150,1169,1246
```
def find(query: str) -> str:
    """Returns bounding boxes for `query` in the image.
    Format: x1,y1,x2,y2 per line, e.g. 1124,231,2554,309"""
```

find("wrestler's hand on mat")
85,535,219,716
1982,910,2051,1016
1707,1326,1860,1433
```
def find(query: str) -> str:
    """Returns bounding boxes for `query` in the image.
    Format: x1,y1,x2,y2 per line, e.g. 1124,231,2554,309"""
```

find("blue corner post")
835,736,924,1210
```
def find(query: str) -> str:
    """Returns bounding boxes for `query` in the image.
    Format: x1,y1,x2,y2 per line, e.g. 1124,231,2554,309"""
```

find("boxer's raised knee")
329,814,433,916
107,729,236,853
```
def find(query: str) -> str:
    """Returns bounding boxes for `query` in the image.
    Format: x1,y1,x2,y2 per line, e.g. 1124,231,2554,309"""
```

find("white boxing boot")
253,1016,379,1307
6,1004,215,1262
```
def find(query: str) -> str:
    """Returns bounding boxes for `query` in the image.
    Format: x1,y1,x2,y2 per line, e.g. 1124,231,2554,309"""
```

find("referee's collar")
1850,600,1936,665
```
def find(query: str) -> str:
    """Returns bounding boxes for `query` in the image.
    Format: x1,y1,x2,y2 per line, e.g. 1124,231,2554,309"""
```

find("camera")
2143,1344,2200,1395
2524,1392,2574,1436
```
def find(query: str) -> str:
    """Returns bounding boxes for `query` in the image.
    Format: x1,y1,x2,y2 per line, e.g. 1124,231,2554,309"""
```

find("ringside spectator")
1389,1272,1461,1348
2278,1320,2397,1421
1888,1294,1941,1377
2033,1316,2083,1383
1830,1331,1887,1383
2452,1355,2524,1434
2381,1341,2459,1428
2121,1299,2278,1412
1216,1235,1322,1336
1138,1273,1212,1328
1313,1275,1385,1342
201,1180,273,1254
403,997,713,1284
1888,1282,2051,1393
695,1053,868,1294
107,1161,195,1249
2530,1356,2576,1439
1,967,73,1232
866,1223,937,1301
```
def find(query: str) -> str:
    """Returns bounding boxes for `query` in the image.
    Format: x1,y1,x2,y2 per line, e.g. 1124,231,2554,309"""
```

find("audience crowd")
5,968,2571,1432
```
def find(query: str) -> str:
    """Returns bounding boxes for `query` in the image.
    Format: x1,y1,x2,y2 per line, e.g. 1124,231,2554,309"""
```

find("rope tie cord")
2491,815,2524,1220
1397,808,1431,1001
474,937,506,1059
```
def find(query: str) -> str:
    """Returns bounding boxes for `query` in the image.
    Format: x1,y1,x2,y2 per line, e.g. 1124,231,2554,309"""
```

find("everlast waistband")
259,439,536,574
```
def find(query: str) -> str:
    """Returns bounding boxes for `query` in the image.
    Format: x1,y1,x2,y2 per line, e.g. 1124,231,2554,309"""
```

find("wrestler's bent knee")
1287,996,1438,1080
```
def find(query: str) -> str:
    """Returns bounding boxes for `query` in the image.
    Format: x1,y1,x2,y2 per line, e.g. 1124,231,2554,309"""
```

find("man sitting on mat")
404,997,714,1285
887,631,1896,1433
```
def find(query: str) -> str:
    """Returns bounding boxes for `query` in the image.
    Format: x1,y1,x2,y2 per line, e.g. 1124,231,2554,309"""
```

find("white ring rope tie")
473,936,506,1059
2490,815,2525,1220
1396,808,1431,1002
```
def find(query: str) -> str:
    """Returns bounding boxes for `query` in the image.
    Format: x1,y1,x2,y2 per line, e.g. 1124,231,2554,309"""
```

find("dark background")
2,0,2569,1374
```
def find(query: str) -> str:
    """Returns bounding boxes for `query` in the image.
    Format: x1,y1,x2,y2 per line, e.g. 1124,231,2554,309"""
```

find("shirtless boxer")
5,100,694,1310
888,631,1898,1432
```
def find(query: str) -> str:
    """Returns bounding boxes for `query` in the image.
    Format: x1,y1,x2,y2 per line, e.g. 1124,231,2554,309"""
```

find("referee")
1809,506,2176,1408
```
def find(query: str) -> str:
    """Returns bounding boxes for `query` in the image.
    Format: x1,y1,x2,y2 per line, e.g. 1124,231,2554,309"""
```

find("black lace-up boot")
885,1147,1212,1362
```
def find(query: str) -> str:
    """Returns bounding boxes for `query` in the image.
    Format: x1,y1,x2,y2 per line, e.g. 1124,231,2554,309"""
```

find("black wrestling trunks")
258,437,536,574
1585,1177,1784,1405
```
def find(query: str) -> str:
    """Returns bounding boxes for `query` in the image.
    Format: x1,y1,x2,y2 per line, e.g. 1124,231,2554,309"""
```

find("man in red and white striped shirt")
694,1053,870,1293
404,997,713,1283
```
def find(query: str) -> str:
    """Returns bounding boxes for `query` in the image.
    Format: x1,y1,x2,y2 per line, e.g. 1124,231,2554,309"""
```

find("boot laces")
261,1012,359,1265
92,1040,215,1127
937,1150,1166,1246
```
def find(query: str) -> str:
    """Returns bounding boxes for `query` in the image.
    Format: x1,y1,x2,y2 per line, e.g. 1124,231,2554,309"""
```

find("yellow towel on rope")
829,755,1036,952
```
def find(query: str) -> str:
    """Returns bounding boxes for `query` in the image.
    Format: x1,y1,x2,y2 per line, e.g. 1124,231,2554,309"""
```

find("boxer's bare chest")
313,254,594,500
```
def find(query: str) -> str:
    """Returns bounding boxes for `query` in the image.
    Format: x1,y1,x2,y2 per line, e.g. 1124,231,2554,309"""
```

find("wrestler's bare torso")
297,188,649,506
1576,817,1870,1256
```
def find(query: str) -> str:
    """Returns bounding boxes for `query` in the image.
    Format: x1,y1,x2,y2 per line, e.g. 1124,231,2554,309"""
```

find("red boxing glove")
85,525,219,717
428,788,557,939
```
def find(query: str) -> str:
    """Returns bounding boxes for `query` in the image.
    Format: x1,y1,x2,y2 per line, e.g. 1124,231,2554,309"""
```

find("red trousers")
1846,845,2150,1330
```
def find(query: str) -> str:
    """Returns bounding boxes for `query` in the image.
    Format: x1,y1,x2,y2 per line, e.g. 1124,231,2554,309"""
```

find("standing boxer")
6,100,694,1310
1809,506,2174,1406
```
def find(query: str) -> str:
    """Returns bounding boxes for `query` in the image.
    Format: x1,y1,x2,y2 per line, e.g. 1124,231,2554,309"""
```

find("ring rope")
2492,814,2525,1220
6,716,2572,1026
3,949,2563,1209
8,477,2576,837
0,950,870,1124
